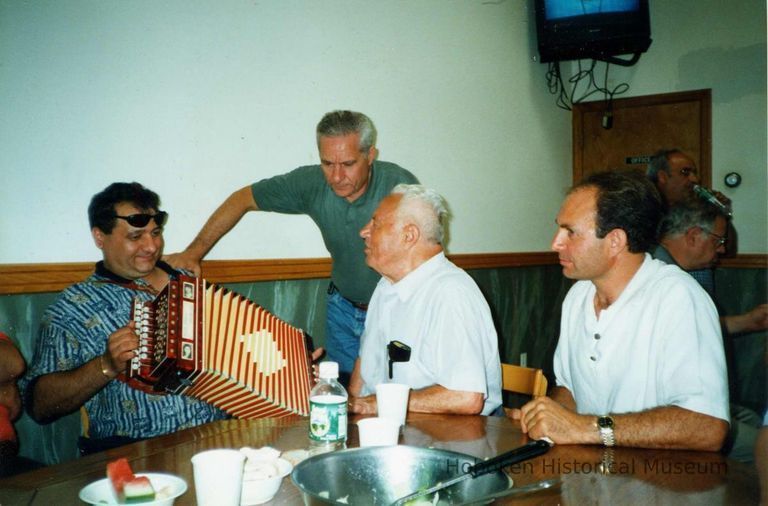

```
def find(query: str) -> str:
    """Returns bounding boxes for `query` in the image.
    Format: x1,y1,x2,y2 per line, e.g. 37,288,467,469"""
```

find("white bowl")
79,472,187,506
240,457,293,505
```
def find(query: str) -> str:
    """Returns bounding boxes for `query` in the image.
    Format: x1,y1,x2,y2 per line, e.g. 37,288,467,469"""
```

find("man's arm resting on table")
507,385,575,421
349,382,484,416
347,360,378,415
164,185,259,276
548,385,576,410
350,386,484,415
407,385,484,415
518,390,728,451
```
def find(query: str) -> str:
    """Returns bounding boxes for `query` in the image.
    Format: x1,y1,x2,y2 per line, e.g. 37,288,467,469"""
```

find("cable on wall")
546,58,630,123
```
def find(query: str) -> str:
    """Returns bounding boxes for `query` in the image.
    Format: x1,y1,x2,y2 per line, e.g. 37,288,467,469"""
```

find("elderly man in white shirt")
348,184,502,416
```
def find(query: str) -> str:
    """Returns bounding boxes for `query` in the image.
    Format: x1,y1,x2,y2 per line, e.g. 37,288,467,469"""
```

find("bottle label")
309,395,347,443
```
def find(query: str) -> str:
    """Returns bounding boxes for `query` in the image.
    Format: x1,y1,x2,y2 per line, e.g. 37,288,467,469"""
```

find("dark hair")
88,182,161,233
572,170,662,253
646,148,683,183
316,110,377,152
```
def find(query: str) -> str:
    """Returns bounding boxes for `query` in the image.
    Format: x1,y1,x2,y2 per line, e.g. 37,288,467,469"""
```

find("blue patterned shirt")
24,262,227,439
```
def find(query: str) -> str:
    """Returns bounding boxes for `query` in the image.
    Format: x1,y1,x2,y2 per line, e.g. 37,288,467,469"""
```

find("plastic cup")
191,449,245,506
357,417,401,447
375,383,410,427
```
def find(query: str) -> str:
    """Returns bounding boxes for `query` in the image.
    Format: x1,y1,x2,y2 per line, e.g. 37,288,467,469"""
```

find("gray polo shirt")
251,160,418,303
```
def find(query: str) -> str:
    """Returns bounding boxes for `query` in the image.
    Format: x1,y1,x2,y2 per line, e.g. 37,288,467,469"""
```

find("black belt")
328,282,369,310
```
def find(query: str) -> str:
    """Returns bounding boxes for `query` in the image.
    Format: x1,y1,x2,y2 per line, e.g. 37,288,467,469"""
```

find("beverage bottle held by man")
308,361,348,452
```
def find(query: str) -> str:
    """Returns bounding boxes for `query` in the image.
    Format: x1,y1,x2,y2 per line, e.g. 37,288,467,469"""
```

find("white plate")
79,472,187,505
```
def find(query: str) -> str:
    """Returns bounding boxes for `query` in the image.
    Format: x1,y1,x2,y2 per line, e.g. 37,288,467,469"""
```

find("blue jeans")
325,290,367,376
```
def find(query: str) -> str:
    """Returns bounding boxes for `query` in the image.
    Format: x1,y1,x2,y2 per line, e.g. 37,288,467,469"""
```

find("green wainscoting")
1,264,764,466
0,291,80,465
715,268,768,415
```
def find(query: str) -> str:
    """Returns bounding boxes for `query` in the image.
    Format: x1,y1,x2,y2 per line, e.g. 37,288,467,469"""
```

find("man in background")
349,184,502,416
512,170,729,450
646,148,736,293
24,182,227,456
654,195,767,461
166,111,418,384
654,196,767,336
646,148,702,206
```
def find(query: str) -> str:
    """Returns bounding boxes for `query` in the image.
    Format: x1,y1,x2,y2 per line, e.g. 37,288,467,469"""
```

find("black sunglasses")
113,211,168,228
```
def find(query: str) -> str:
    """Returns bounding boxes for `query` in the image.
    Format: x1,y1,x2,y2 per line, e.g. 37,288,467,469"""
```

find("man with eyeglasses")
654,195,728,274
23,182,227,457
652,194,767,462
647,149,702,206
646,148,738,299
654,195,767,336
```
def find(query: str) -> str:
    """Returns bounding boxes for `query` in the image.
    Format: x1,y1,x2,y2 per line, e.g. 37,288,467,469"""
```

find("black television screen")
535,0,652,63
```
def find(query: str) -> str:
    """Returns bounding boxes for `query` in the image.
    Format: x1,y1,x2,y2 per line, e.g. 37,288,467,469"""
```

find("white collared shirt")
554,254,729,421
359,252,502,415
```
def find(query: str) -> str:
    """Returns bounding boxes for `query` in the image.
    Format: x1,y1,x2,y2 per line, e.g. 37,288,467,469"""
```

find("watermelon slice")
107,458,135,497
123,475,156,503
106,457,156,503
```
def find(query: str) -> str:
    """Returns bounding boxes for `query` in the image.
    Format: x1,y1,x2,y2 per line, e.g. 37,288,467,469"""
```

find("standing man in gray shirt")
166,111,418,384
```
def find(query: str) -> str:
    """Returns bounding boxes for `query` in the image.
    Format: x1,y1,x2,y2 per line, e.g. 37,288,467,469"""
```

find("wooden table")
0,414,759,505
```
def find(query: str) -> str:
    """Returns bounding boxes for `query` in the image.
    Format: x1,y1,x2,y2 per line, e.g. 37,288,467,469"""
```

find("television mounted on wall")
535,0,652,65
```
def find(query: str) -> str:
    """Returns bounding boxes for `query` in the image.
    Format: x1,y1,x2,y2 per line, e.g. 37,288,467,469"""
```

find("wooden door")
572,89,711,187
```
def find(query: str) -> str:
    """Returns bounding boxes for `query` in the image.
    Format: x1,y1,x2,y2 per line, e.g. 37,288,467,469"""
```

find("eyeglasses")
113,211,168,228
702,229,726,247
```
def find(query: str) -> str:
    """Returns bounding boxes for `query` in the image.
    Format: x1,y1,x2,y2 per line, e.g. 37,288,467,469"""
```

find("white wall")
0,0,765,265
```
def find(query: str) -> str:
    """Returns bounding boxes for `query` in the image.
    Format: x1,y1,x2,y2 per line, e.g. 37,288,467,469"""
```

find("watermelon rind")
124,476,156,503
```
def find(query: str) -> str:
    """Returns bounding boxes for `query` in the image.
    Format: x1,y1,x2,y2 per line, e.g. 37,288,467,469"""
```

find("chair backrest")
501,363,548,398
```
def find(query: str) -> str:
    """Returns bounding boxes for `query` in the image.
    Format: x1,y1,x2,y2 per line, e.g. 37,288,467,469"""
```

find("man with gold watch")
509,171,729,451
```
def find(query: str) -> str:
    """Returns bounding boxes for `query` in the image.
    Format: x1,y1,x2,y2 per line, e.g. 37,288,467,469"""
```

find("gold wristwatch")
597,415,615,447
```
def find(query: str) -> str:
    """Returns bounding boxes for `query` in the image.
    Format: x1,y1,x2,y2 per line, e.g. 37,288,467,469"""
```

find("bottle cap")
318,361,339,379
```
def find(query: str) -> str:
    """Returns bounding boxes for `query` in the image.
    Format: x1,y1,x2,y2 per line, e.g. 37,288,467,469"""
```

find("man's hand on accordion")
309,348,326,382
162,251,202,277
102,321,141,379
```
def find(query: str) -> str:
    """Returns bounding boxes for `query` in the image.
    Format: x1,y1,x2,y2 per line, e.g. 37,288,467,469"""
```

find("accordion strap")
86,279,159,296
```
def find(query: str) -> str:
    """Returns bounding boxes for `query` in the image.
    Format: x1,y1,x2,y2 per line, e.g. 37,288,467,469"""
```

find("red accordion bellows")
119,275,312,417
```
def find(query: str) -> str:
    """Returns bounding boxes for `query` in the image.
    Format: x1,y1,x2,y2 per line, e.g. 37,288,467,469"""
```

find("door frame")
572,89,711,186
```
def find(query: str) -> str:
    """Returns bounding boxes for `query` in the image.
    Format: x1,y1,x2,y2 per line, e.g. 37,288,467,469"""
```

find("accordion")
119,275,312,417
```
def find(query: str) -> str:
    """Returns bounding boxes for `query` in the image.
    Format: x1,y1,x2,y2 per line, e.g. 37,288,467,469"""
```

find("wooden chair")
501,363,548,398
501,363,548,418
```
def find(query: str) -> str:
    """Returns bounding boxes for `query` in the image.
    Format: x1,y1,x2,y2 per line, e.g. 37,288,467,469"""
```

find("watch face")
598,416,614,429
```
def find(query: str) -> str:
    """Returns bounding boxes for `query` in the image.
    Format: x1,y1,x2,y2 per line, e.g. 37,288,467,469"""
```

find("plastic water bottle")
693,184,732,217
308,361,348,452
